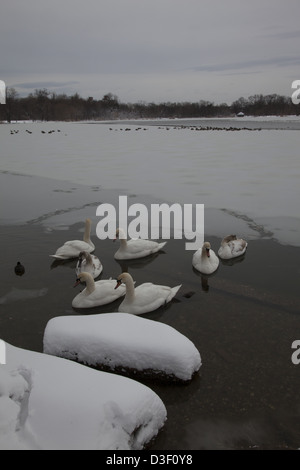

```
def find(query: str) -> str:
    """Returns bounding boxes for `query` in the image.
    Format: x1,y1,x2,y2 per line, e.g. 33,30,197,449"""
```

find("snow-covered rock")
43,312,201,382
0,342,167,450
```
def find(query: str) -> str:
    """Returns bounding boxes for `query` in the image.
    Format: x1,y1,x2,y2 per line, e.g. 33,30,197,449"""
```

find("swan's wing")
126,239,162,254
50,240,92,259
73,281,125,308
230,239,247,256
94,281,126,301
135,283,179,307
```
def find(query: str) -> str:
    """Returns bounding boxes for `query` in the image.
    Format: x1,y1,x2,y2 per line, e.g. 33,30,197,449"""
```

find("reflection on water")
192,263,221,293
114,250,165,273
219,253,247,266
184,417,267,450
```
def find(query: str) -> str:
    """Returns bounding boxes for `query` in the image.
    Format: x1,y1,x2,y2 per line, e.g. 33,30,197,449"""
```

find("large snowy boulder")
43,312,201,382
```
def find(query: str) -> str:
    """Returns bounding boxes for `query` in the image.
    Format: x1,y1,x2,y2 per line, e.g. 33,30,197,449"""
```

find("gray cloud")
1,0,299,103
265,30,300,40
193,56,300,73
12,81,79,90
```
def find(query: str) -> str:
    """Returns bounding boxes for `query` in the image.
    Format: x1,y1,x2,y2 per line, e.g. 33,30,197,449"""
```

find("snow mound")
0,367,30,450
1,342,167,450
43,312,201,382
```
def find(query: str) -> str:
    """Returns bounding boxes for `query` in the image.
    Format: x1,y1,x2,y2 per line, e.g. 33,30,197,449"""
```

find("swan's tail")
158,241,167,251
168,284,182,302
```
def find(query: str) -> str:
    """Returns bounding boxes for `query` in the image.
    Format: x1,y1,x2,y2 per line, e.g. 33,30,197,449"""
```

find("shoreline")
3,115,300,131
87,115,300,130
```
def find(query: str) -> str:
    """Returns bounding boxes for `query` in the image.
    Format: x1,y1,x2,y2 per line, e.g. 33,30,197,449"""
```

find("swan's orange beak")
115,279,122,290
74,278,81,287
206,248,210,257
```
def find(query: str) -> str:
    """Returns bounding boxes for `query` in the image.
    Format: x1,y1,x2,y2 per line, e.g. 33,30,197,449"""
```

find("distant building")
236,112,245,117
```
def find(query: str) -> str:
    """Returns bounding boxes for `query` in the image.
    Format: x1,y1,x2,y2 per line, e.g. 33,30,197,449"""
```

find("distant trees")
0,89,298,123
4,87,19,122
231,94,295,116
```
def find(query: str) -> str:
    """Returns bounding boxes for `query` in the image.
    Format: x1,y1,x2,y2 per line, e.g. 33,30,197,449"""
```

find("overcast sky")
1,0,299,104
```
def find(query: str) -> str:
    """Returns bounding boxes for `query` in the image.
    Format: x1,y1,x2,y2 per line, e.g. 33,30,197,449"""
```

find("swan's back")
218,236,247,259
75,253,102,278
50,240,94,259
114,237,166,260
119,281,181,315
72,279,125,308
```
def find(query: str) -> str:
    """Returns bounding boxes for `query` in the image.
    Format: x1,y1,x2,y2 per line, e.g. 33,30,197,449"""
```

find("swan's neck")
84,276,95,295
124,277,135,301
85,253,93,265
117,229,128,249
119,238,128,249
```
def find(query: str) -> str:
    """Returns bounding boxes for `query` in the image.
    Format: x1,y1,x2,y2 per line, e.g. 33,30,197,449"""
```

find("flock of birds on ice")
14,218,248,314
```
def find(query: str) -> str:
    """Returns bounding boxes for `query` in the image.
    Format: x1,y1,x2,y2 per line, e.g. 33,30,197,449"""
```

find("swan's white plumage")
114,228,166,260
75,251,103,279
50,219,95,260
192,241,219,275
218,235,248,259
115,272,181,315
72,272,126,308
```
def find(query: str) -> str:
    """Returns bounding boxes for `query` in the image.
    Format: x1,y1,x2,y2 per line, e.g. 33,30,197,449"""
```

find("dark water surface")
1,216,300,449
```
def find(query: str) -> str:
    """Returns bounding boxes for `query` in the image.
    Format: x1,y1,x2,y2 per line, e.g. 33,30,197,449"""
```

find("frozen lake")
1,117,300,246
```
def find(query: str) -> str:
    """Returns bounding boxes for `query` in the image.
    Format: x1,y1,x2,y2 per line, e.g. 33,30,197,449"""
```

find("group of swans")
49,218,247,313
192,235,248,275
50,219,180,313
49,220,166,262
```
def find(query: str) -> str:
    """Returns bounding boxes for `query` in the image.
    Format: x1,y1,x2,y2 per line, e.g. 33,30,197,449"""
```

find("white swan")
115,272,181,315
192,241,219,275
72,272,126,308
218,235,248,259
75,251,103,279
114,228,167,260
50,219,95,259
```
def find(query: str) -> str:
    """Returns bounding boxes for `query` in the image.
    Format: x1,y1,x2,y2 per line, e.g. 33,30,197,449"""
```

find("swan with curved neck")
218,235,248,259
50,219,95,259
192,241,219,275
114,228,167,260
76,251,102,279
72,272,125,308
115,272,181,315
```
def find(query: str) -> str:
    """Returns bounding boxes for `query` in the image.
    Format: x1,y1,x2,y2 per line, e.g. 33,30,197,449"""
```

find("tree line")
1,88,298,123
